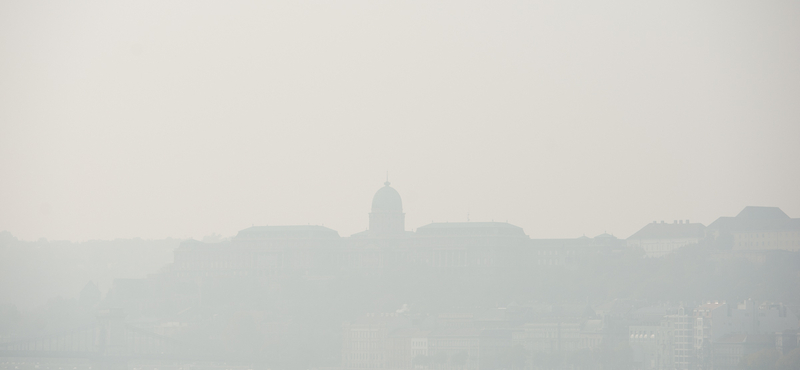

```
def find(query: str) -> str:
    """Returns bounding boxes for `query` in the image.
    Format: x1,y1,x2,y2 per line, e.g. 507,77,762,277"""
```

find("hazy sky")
1,1,799,242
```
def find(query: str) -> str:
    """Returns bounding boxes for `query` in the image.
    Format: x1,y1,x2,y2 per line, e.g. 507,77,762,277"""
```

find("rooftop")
416,222,527,237
235,225,340,240
708,206,799,232
627,222,706,240
736,206,790,220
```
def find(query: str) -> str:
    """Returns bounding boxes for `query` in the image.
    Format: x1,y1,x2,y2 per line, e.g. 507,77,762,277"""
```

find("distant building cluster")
95,182,800,370
630,207,800,258
167,182,800,279
341,299,798,370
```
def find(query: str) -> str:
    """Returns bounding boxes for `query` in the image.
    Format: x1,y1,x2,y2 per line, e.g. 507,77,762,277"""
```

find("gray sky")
1,1,799,242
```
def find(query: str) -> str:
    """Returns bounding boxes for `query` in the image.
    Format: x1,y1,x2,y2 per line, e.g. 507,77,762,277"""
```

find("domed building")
171,179,544,277
368,181,405,235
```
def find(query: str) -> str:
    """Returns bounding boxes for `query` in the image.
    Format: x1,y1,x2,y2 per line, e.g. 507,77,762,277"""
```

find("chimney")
686,219,690,224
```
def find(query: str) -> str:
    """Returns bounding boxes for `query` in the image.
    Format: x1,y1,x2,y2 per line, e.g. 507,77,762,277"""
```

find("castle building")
170,181,539,281
166,181,659,281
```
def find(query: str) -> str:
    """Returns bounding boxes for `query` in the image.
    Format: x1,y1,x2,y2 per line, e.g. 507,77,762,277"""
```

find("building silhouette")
168,181,624,282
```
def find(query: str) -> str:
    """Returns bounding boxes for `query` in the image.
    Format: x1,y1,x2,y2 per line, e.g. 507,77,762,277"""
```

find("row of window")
345,353,383,360
537,259,559,265
349,330,382,338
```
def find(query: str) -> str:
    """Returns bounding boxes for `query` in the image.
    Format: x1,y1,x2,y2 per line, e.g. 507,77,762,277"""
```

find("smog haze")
2,2,800,370
2,1,799,242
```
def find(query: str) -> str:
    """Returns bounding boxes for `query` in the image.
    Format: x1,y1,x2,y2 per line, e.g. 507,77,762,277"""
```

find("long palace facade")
167,181,624,282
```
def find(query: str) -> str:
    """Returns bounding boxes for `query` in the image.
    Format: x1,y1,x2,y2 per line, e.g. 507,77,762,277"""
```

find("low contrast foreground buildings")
342,304,606,370
341,299,799,370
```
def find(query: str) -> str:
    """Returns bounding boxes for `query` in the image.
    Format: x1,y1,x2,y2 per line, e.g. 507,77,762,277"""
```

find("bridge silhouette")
0,309,240,370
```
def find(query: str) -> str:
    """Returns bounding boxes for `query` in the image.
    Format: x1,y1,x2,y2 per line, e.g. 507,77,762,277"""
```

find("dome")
371,181,403,213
